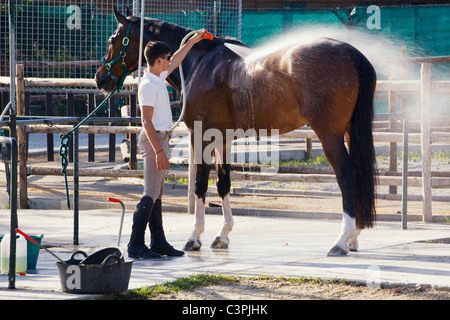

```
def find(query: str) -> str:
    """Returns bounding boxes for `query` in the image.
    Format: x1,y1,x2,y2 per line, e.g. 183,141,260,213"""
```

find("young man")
128,30,207,259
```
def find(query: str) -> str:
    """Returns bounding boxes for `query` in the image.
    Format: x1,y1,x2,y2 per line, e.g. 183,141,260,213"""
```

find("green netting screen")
2,4,449,76
241,5,450,58
240,5,450,115
1,4,449,114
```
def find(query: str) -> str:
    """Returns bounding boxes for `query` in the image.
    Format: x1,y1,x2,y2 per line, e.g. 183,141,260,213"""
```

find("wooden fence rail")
22,123,450,144
1,58,449,222
28,166,450,189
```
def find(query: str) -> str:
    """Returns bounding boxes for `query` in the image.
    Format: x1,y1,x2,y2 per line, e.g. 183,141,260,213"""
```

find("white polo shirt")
138,69,173,131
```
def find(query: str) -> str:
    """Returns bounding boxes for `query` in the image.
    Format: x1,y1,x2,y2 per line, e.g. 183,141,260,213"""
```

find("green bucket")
0,234,44,271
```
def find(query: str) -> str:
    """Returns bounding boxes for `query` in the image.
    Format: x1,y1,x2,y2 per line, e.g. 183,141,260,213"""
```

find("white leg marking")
191,198,205,240
347,229,361,252
328,212,356,255
184,198,205,250
219,194,234,238
212,195,234,248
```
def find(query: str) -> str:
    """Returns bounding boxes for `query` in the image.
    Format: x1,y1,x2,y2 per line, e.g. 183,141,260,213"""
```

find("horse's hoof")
211,236,229,249
327,245,348,256
183,239,202,251
347,241,358,252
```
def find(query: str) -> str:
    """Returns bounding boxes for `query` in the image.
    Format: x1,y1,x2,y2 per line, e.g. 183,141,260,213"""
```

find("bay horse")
95,7,377,256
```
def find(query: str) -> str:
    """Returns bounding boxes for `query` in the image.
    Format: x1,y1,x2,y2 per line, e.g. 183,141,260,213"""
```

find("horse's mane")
128,15,245,50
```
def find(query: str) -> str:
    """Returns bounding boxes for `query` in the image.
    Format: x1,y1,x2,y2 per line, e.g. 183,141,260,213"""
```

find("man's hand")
167,29,213,75
156,150,170,170
189,29,211,44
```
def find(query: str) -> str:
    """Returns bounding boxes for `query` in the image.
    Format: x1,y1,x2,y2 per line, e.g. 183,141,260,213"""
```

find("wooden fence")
1,56,450,222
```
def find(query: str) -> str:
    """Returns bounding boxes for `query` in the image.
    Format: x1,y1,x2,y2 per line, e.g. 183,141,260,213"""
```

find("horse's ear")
113,5,128,25
126,6,133,18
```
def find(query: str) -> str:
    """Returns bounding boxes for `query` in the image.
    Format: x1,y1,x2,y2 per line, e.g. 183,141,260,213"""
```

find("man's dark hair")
144,41,171,67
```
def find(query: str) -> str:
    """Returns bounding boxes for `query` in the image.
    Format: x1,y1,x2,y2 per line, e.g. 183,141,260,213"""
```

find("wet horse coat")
95,7,377,256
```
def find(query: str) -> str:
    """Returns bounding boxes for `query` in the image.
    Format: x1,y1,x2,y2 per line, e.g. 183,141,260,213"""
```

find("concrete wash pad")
0,209,449,299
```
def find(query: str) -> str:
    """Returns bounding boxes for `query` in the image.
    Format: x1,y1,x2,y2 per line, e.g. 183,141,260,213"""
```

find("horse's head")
95,6,142,93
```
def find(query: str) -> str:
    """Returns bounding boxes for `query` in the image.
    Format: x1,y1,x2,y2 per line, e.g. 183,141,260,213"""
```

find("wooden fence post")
66,93,74,162
16,64,27,209
388,90,397,194
45,93,54,161
420,63,432,222
305,138,312,160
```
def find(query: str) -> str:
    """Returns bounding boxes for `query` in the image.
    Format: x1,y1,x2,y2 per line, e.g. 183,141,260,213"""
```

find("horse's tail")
348,48,377,229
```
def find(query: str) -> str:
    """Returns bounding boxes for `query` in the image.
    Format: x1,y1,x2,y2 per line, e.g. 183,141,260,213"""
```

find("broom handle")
15,228,67,265
15,228,37,244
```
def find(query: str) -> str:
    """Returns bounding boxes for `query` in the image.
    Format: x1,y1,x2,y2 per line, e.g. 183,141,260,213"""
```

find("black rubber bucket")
56,247,133,294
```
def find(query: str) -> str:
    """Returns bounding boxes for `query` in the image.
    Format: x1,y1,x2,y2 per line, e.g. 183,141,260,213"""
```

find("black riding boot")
149,199,184,256
128,196,161,259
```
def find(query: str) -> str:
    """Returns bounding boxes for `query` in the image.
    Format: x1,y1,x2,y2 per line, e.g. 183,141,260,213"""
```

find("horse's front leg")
211,163,234,249
184,162,210,251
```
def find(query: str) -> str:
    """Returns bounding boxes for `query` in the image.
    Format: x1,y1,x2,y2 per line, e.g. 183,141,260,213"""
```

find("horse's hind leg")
211,162,234,249
184,162,210,251
347,229,361,252
343,131,361,252
318,135,357,256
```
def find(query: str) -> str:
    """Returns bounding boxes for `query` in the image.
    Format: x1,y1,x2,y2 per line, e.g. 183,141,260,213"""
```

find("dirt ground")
150,276,450,300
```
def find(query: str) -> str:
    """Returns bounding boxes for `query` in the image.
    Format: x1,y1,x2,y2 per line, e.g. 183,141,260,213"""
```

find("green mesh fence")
2,4,449,76
242,5,450,58
1,4,449,115
240,6,450,116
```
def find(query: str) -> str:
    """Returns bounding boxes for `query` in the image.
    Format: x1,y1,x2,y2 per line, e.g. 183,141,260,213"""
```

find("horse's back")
289,38,361,90
285,38,365,131
184,38,369,134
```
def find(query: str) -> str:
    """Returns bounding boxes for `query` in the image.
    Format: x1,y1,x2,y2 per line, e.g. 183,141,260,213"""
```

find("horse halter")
101,21,134,89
